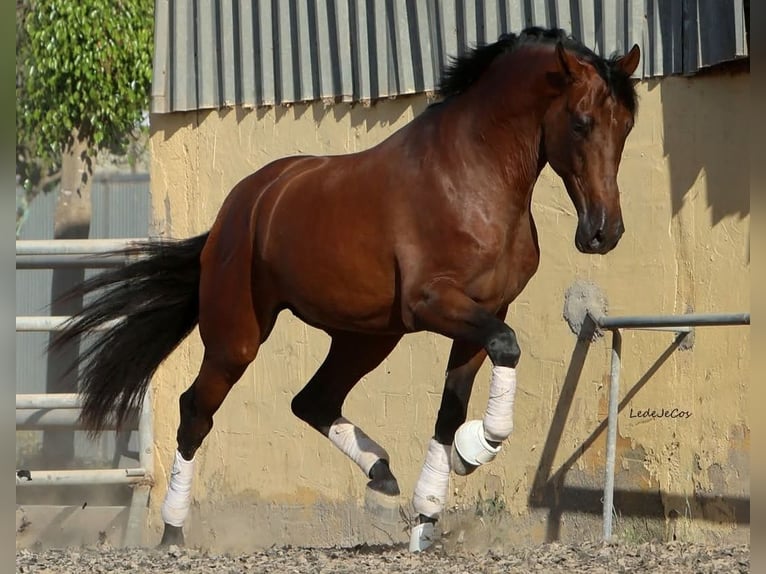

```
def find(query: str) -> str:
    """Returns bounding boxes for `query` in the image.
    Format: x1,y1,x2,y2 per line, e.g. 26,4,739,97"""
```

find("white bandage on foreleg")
328,417,389,477
483,366,518,443
160,450,195,527
412,439,451,518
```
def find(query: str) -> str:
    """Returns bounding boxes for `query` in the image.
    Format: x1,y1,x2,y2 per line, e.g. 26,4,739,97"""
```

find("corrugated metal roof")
151,0,749,113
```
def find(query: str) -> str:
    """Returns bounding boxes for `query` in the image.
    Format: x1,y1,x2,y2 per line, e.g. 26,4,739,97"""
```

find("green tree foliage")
16,0,154,460
16,0,153,227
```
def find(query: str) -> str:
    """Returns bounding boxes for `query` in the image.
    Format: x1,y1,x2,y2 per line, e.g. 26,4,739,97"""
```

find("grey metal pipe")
16,393,81,409
16,254,131,269
137,392,155,478
16,316,124,332
587,307,749,541
16,409,138,431
124,487,151,547
593,312,749,330
15,238,142,255
602,329,622,541
16,409,84,430
15,468,146,486
624,326,692,333
125,392,155,547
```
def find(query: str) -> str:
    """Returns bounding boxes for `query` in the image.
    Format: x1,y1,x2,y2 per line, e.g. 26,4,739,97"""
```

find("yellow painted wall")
146,73,749,550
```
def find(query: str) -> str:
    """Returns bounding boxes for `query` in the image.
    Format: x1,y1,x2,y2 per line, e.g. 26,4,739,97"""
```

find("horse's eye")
572,115,593,136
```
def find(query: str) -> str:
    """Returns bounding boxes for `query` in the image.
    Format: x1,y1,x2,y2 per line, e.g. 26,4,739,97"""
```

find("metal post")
602,329,622,541
124,391,155,547
582,308,749,541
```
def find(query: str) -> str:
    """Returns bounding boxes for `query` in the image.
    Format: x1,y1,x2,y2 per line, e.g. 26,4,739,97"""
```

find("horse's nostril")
589,229,606,249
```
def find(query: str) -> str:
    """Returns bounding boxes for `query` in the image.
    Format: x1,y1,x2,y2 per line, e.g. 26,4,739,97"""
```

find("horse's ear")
555,41,587,79
616,44,641,76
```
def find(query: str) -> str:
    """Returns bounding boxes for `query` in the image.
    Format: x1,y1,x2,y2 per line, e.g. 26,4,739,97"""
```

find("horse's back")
206,152,408,333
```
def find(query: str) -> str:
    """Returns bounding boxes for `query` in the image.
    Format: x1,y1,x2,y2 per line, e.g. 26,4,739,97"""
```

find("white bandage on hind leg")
328,417,390,477
412,439,451,518
483,366,518,442
160,450,195,527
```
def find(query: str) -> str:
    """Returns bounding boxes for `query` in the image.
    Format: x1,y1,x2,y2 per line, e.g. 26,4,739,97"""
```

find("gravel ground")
16,541,749,574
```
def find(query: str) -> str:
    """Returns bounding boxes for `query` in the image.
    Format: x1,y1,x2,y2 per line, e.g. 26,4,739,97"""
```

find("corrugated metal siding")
16,173,150,466
151,0,749,113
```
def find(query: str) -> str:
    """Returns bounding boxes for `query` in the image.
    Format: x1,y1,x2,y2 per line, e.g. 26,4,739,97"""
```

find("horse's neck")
456,48,556,203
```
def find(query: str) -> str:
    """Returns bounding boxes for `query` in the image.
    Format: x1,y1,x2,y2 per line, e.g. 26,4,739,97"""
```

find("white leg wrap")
483,366,517,442
453,366,518,469
328,417,389,477
412,439,451,519
160,450,195,527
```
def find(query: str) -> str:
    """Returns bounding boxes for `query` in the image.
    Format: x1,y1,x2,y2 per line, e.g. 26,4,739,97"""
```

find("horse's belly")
261,215,402,332
277,264,403,333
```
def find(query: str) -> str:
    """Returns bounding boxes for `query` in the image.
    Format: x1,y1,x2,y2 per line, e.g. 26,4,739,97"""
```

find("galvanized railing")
587,310,750,541
15,238,153,547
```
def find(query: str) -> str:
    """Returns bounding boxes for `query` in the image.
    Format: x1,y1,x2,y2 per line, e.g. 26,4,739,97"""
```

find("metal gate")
16,239,154,547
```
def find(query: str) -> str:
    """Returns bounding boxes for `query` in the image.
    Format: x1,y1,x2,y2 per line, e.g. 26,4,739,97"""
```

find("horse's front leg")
409,339,489,551
407,286,521,552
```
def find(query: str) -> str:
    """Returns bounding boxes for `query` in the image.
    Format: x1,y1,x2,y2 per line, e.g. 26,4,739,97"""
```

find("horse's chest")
462,236,539,312
498,226,541,303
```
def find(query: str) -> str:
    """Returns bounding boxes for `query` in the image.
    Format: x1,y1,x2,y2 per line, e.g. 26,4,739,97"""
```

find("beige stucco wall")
146,72,749,550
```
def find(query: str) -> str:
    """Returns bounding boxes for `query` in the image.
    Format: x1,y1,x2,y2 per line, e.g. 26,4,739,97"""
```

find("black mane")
437,27,637,115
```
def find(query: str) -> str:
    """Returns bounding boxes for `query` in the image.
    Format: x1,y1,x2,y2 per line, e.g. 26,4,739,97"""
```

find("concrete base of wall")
136,491,749,553
16,494,748,552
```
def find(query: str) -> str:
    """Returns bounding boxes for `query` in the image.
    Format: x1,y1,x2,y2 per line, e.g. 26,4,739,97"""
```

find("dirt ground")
16,541,749,573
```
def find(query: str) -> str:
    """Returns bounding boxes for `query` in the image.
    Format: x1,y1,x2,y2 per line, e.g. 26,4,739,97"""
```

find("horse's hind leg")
159,354,254,546
159,231,265,546
291,331,402,495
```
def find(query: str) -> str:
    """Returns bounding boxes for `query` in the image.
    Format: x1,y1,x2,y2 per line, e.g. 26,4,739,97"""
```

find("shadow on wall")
528,321,749,542
655,61,750,227
225,95,429,135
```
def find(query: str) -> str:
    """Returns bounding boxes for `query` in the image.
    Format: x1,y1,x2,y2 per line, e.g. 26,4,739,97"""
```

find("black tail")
50,233,210,435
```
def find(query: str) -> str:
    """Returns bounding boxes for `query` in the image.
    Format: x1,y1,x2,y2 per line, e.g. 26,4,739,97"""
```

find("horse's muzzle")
575,217,625,254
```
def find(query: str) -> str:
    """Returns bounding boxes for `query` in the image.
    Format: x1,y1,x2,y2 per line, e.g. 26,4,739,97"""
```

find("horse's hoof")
366,459,401,496
450,443,478,476
409,519,437,553
159,524,185,547
367,477,400,496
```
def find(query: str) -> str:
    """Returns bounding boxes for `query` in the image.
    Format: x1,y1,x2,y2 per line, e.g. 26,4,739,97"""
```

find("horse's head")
543,43,640,254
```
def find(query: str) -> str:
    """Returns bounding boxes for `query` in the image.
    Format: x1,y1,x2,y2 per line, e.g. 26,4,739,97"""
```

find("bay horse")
54,27,640,550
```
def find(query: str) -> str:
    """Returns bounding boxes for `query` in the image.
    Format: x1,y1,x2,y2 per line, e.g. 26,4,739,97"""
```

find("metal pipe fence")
587,310,750,541
16,316,124,332
16,238,153,547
